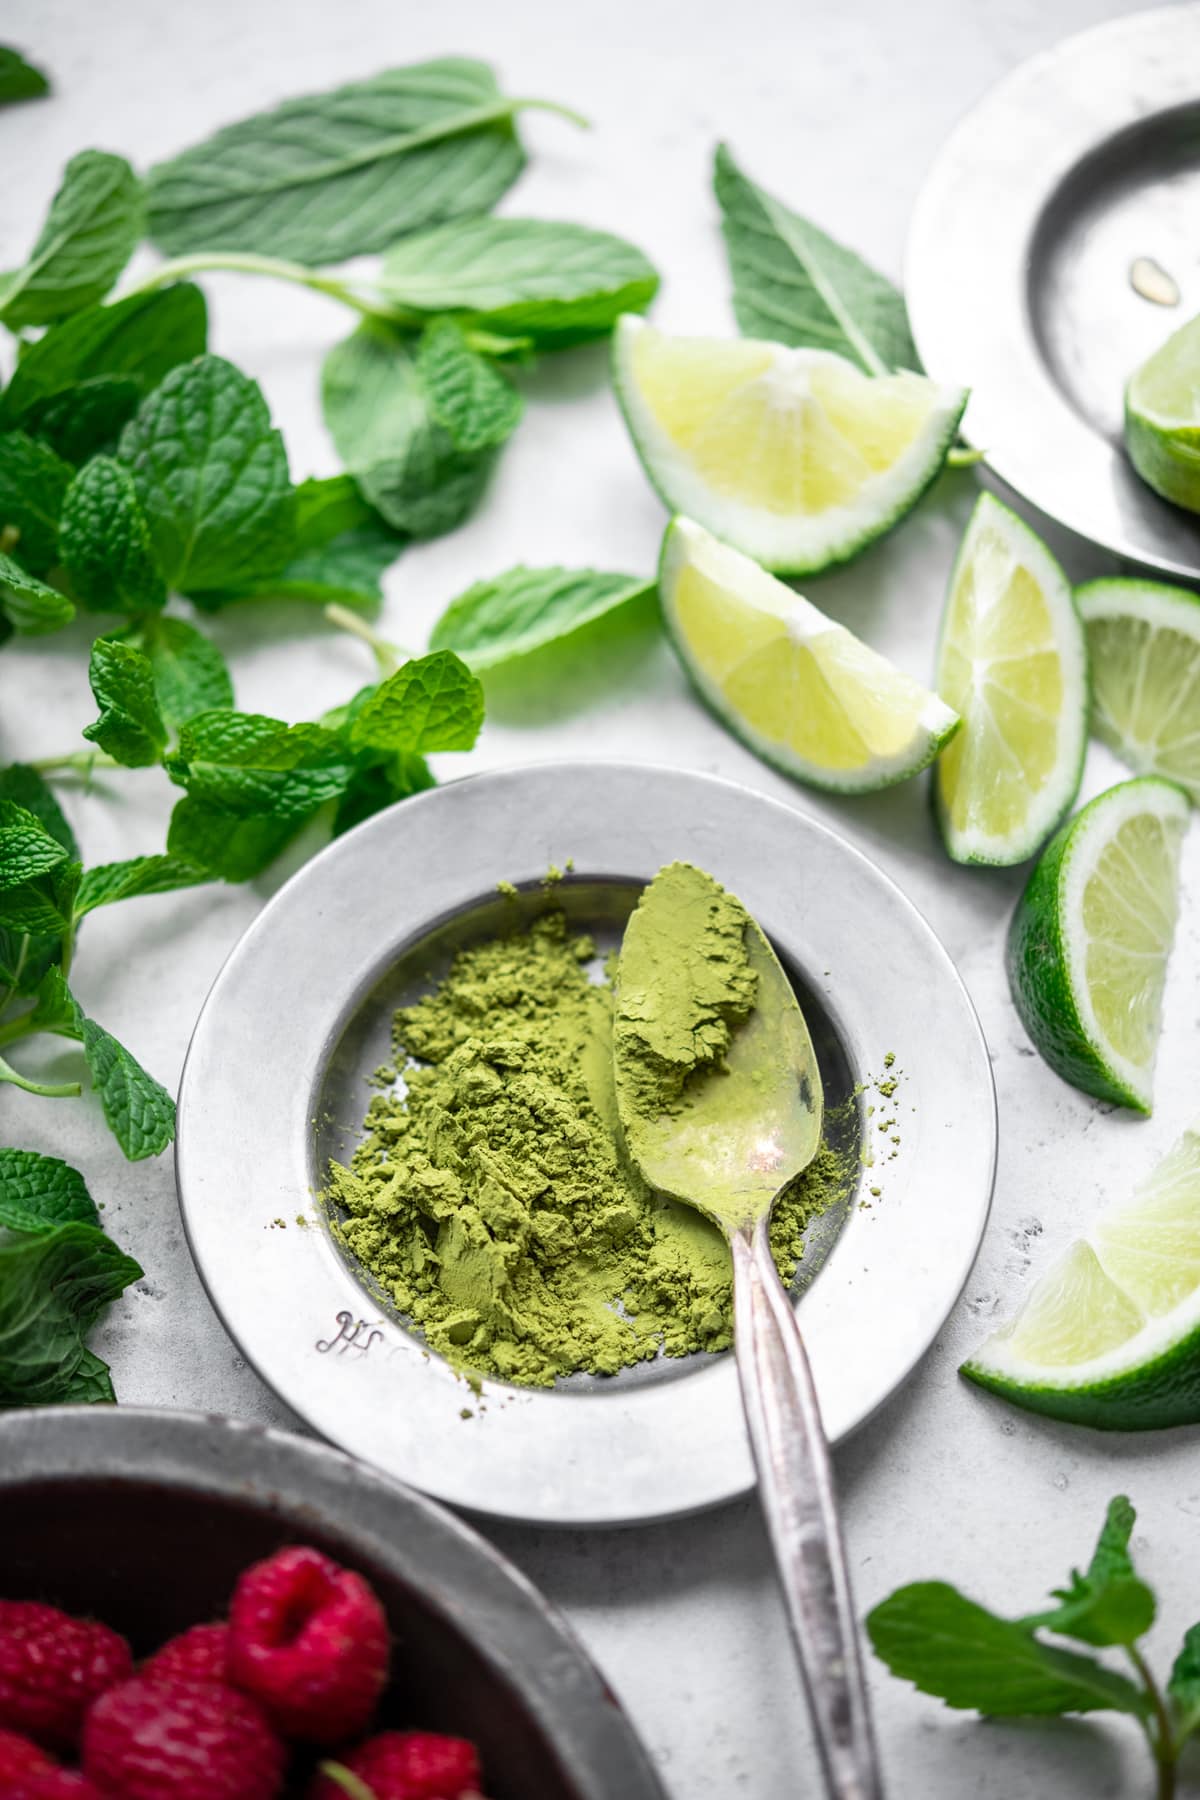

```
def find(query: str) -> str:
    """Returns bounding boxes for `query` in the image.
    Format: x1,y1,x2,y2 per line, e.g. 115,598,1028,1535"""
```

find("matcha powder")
326,910,855,1389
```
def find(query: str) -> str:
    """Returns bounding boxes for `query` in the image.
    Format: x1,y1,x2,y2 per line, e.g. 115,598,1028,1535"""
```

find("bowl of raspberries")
0,1408,664,1800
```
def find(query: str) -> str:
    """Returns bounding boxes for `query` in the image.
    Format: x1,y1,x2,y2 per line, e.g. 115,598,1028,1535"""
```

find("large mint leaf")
60,457,166,615
82,637,168,768
381,216,659,346
714,144,918,375
146,58,530,264
1024,1497,1156,1649
118,354,295,594
417,320,523,454
348,652,483,756
0,1149,98,1233
0,555,73,636
430,565,655,669
322,323,494,538
75,854,209,917
77,1012,175,1160
20,376,143,466
0,285,208,427
111,616,233,733
0,765,77,857
0,431,73,573
167,797,302,882
0,47,50,105
166,711,354,819
0,151,143,329
867,1583,1150,1718
0,799,68,889
0,1222,142,1404
333,753,435,837
191,478,403,613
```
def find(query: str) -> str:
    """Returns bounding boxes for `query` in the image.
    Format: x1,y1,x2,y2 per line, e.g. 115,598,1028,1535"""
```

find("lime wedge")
962,1124,1200,1429
1125,311,1200,512
612,316,966,575
1007,776,1188,1113
1077,577,1200,801
934,493,1088,865
658,516,960,792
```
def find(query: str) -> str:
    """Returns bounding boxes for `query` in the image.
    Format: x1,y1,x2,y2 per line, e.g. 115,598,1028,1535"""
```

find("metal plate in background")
176,764,997,1527
906,4,1200,581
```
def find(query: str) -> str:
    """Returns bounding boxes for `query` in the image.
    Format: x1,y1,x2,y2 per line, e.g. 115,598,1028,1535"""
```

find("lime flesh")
1125,311,1200,513
1078,577,1200,801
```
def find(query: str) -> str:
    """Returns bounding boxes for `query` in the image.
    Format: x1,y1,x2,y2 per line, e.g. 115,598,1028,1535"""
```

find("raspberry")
309,1731,482,1800
142,1622,231,1686
0,1602,132,1749
82,1675,286,1800
8,1775,104,1799
0,1725,55,1778
228,1546,389,1744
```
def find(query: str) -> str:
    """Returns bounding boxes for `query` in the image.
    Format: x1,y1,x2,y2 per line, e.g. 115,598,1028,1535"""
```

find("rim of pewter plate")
176,761,997,1527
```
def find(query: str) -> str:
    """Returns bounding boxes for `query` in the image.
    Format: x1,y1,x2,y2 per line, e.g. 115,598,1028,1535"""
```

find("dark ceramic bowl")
0,1407,664,1800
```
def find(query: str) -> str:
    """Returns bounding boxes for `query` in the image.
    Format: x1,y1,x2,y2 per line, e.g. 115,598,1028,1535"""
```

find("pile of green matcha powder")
327,903,854,1388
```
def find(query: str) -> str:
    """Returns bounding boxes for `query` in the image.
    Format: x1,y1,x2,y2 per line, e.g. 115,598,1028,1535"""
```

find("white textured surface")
3,3,1198,1795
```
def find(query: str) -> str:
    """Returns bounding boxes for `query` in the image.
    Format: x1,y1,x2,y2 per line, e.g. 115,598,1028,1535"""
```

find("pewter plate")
906,4,1200,580
177,764,996,1527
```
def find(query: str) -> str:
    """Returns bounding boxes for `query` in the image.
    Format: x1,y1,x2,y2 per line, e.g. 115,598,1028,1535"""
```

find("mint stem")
324,603,405,676
123,253,415,328
30,749,120,777
1128,1645,1177,1800
0,1049,81,1098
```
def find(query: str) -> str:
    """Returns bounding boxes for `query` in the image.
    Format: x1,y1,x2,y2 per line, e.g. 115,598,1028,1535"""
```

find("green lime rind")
960,1317,1200,1431
1077,577,1200,799
1125,312,1200,513
1006,776,1187,1114
611,317,967,577
934,493,1088,868
657,517,962,794
1124,404,1200,513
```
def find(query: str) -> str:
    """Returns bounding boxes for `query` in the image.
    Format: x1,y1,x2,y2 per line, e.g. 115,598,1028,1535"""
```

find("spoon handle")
731,1215,883,1800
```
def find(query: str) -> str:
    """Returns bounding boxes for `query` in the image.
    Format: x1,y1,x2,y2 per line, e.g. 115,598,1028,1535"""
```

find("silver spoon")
614,863,883,1800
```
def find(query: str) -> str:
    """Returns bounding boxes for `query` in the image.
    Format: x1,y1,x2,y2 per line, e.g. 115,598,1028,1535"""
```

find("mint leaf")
111,616,233,733
191,479,403,613
0,151,143,329
118,354,295,594
417,320,523,454
1026,1497,1156,1649
0,857,78,937
292,475,378,545
30,964,84,1036
1169,1625,1200,1739
82,637,168,767
0,47,50,105
714,143,918,375
0,768,75,996
0,1149,98,1233
867,1583,1150,1718
0,765,77,857
0,801,77,942
430,565,655,670
19,376,144,466
332,752,435,837
0,1222,142,1405
166,711,354,820
146,58,530,263
167,797,302,882
75,854,209,917
0,555,73,636
0,800,69,888
323,323,494,538
348,652,483,755
60,457,167,615
381,216,659,346
1,285,208,427
77,1010,176,1159
0,431,73,573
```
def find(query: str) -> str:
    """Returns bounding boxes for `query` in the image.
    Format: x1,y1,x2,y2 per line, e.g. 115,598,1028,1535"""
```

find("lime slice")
1007,776,1188,1113
962,1124,1200,1429
1077,577,1200,801
1125,311,1200,512
612,316,966,575
658,516,960,792
934,493,1088,865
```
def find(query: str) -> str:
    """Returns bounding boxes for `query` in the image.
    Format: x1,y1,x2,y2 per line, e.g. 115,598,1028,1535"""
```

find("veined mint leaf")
0,768,75,996
75,854,209,917
191,477,403,612
332,752,435,837
0,799,69,889
118,354,295,594
77,1012,175,1159
1169,1624,1200,1739
31,964,84,1036
82,637,168,768
0,1149,98,1233
417,320,523,454
166,797,302,882
111,616,233,733
0,555,73,636
322,323,494,539
0,431,73,573
1025,1496,1156,1649
0,765,77,857
430,565,655,669
0,47,50,105
60,457,166,615
867,1583,1150,1718
381,216,660,346
166,711,354,820
0,802,73,949
0,150,143,330
146,58,532,264
292,474,378,546
0,1222,142,1405
20,376,144,466
348,651,483,756
0,285,208,427
714,143,918,375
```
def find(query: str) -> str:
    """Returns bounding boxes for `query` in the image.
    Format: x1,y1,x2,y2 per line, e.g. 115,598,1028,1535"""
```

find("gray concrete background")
2,2,1197,1793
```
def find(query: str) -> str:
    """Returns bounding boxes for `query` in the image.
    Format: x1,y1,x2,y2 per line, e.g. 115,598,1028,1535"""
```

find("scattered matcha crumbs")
460,1407,474,1420
876,1077,897,1099
325,908,854,1389
870,1186,882,1198
497,880,519,899
295,1214,310,1229
544,863,564,884
884,1051,895,1068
